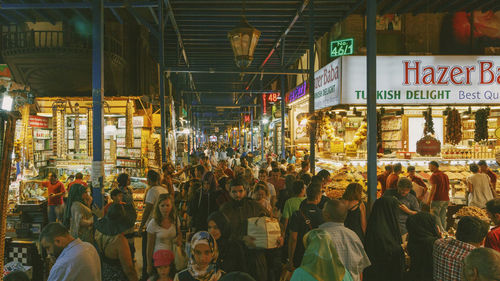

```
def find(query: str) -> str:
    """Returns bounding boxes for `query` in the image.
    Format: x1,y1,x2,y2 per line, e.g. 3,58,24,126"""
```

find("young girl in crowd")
147,193,182,277
174,231,224,281
148,250,176,281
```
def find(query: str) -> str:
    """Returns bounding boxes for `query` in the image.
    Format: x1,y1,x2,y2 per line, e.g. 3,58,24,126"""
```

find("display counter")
316,157,500,205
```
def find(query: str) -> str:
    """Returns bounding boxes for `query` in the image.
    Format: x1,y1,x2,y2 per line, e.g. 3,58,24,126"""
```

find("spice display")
474,108,490,142
455,206,490,223
423,107,434,135
445,108,462,145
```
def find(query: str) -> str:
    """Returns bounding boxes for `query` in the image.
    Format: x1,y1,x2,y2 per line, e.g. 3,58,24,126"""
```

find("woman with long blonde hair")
147,193,182,277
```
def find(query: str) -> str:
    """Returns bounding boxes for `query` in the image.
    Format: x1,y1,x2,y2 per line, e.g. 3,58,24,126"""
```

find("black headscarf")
63,184,87,228
406,212,440,281
207,211,231,245
364,196,404,281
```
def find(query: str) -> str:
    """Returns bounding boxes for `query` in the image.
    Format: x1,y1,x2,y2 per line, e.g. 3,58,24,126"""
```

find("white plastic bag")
247,217,281,249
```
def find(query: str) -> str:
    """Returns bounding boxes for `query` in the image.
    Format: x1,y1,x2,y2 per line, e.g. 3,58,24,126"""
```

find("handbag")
247,217,281,249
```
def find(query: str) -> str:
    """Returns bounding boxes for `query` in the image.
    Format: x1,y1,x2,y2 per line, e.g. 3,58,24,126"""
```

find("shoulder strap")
299,210,312,230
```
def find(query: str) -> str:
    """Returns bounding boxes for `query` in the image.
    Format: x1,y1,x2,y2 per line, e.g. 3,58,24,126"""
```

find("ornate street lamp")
228,15,261,69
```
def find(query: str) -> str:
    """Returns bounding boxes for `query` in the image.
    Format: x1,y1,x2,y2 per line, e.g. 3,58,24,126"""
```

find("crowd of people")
5,145,500,281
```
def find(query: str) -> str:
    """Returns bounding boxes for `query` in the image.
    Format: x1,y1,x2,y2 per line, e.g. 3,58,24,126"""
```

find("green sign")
330,38,354,57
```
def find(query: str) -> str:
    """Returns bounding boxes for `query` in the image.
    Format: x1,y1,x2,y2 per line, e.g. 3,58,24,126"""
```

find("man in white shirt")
468,163,495,208
139,170,168,280
40,222,101,281
319,199,371,281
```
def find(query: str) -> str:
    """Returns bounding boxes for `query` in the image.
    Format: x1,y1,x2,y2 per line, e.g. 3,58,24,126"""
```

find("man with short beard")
40,222,101,281
220,177,273,281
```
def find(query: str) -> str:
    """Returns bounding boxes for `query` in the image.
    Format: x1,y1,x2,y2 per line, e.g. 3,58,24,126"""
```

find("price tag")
330,140,344,153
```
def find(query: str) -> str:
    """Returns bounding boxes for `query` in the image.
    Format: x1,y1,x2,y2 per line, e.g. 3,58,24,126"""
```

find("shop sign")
330,140,344,153
34,129,51,139
330,38,354,57
286,82,307,103
244,115,251,122
314,58,341,110
29,115,49,128
342,56,500,104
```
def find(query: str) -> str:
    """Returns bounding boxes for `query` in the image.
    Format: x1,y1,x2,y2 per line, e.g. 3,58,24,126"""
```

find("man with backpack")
286,183,323,270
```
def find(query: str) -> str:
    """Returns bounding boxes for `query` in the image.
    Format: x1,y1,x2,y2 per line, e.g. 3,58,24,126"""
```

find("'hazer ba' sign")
286,82,307,103
403,60,500,85
342,56,500,105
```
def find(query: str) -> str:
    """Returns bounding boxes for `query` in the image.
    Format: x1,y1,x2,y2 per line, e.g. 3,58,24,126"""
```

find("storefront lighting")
1,94,13,111
181,128,190,134
262,117,269,124
299,118,308,126
233,127,238,131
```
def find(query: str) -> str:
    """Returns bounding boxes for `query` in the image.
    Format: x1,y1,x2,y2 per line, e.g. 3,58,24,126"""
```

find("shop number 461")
330,38,354,57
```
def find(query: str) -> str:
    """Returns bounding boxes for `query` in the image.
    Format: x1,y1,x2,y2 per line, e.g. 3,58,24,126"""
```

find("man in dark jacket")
220,177,272,281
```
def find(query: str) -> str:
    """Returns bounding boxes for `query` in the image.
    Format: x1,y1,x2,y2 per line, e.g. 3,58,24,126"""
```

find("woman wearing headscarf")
94,203,138,281
174,231,224,281
406,212,441,281
290,228,353,281
207,211,247,273
363,196,405,281
63,183,94,243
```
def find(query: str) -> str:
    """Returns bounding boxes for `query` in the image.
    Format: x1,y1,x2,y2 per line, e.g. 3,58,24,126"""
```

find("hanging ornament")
75,103,80,154
87,108,93,157
125,99,134,148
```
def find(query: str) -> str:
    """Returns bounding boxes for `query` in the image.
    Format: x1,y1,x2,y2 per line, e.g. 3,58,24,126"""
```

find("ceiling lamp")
228,2,261,69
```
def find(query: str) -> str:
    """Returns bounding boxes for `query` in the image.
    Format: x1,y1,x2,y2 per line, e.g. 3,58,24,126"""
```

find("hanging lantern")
228,16,261,69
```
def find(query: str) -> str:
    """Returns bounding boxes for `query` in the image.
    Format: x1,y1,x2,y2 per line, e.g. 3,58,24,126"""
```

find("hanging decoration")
52,102,66,159
417,107,441,156
125,99,134,148
423,107,434,135
74,103,80,154
474,107,490,143
87,109,93,157
445,108,462,145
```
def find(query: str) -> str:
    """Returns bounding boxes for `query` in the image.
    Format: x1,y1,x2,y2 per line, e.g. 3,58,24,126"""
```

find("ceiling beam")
0,2,157,9
191,104,261,107
165,67,309,75
183,90,280,94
